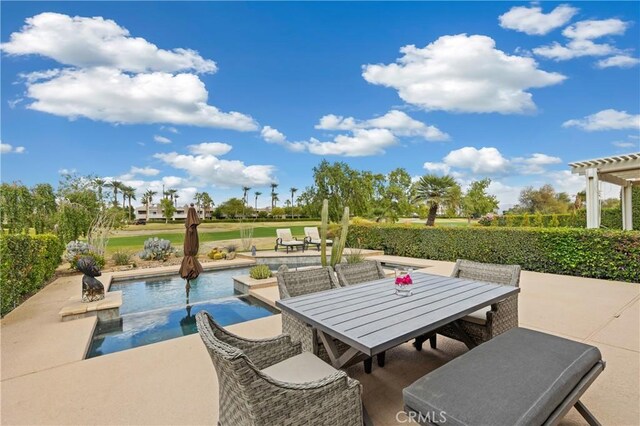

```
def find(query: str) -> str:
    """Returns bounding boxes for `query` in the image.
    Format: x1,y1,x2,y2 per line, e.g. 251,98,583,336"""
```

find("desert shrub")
249,264,272,279
0,234,63,316
347,224,640,283
225,244,238,253
139,237,173,261
112,250,132,266
70,252,105,270
64,240,92,262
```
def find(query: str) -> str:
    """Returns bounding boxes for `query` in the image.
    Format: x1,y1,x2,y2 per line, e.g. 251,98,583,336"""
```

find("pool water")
86,296,277,358
110,267,251,315
86,267,277,358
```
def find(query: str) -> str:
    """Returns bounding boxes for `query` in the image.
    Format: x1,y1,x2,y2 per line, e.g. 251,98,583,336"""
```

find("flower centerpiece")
395,269,413,296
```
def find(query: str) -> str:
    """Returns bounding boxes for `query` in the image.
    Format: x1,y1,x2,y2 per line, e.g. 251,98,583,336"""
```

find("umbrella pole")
186,279,191,303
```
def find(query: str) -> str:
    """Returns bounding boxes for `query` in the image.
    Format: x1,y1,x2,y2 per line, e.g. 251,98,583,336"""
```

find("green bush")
0,234,63,316
347,224,640,283
70,252,105,270
112,250,132,266
250,264,272,279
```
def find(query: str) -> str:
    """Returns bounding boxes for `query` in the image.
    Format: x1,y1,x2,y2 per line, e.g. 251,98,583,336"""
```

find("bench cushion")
403,328,602,426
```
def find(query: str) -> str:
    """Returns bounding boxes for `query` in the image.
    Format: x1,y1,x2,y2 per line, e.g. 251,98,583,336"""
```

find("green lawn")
107,225,310,252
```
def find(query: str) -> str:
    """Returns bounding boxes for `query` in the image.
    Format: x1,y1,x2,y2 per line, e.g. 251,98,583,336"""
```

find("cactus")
330,206,349,267
320,199,349,267
320,199,329,267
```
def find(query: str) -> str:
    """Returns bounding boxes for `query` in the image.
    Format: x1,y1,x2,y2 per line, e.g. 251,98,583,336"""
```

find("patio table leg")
317,330,361,369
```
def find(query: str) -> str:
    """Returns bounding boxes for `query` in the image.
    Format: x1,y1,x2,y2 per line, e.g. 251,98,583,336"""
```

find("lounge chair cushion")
308,238,333,245
403,328,602,426
460,306,490,325
281,240,304,246
262,352,338,384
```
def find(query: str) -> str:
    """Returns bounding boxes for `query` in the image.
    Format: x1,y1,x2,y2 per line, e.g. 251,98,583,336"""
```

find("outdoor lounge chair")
415,259,521,351
274,228,305,253
335,260,388,370
403,327,605,426
303,226,332,250
196,311,363,426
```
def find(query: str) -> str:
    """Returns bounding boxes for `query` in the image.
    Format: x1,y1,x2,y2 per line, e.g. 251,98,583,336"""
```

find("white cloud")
499,4,578,36
612,141,638,149
154,135,172,144
306,128,397,157
562,19,629,40
154,151,276,187
487,180,523,211
259,126,307,153
261,126,287,143
1,13,216,74
513,153,562,174
160,126,179,134
363,34,566,114
423,162,451,174
25,67,258,130
533,40,618,61
187,142,233,156
563,109,640,131
534,19,630,61
0,142,25,154
444,147,510,174
130,166,160,176
596,55,640,69
316,110,449,141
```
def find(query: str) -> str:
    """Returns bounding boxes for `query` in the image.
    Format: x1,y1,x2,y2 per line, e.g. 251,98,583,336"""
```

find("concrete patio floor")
1,257,638,425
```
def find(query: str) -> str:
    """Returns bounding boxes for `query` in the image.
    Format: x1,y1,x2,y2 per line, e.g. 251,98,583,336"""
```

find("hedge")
0,234,63,316
143,217,319,224
347,224,640,283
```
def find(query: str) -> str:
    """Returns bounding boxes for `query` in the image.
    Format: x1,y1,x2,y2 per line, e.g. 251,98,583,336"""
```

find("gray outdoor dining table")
276,271,520,369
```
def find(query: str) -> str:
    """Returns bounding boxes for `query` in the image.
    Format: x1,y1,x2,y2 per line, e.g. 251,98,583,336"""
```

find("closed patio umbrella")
179,204,204,302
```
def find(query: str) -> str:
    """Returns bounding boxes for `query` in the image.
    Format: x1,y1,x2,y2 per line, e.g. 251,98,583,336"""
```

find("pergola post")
621,183,633,231
585,168,600,229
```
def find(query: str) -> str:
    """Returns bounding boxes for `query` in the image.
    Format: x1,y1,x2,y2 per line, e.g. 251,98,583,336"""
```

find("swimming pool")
86,267,277,358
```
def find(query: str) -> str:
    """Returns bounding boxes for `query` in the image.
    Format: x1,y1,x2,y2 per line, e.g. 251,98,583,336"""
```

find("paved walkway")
1,258,638,425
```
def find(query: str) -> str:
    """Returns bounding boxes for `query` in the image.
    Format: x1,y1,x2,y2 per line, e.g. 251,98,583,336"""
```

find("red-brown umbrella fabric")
179,204,204,298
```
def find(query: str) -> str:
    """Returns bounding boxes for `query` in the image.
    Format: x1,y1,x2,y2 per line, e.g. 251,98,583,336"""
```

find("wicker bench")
404,328,605,426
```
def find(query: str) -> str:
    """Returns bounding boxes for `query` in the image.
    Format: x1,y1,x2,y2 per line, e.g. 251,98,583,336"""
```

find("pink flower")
395,275,413,285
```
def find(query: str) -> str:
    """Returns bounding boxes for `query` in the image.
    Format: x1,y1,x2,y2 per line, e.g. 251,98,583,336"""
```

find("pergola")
569,153,640,230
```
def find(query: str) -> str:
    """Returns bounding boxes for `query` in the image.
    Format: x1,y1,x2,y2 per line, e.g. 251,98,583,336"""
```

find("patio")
1,257,638,425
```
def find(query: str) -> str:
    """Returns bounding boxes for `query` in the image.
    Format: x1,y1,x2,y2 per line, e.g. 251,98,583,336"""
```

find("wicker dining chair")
334,260,386,287
276,265,357,365
334,260,389,370
418,259,521,350
196,311,363,426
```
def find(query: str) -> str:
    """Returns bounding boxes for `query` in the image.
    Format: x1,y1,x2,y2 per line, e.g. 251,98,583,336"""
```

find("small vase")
395,284,413,297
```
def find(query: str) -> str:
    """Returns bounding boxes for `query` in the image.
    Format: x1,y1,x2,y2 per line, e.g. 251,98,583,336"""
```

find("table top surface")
276,271,520,355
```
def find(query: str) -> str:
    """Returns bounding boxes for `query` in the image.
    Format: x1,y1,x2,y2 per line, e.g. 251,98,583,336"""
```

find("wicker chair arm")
252,371,363,424
486,294,519,337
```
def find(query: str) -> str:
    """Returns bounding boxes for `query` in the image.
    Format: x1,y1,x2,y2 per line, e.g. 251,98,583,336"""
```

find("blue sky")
1,1,639,209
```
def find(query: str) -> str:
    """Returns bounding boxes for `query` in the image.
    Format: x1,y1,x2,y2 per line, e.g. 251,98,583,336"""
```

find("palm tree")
270,183,278,209
93,178,106,209
242,186,251,206
167,188,178,204
194,192,204,219
201,192,214,220
413,174,459,226
143,190,157,220
254,191,262,210
122,186,136,221
290,187,298,219
173,194,180,207
106,180,122,207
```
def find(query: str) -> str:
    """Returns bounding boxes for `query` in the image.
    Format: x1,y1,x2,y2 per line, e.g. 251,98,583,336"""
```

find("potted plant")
395,268,414,297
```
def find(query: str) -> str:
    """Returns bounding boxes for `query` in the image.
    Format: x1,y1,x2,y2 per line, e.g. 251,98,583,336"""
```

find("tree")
217,198,247,218
254,191,262,210
143,190,157,220
105,180,122,207
270,183,279,209
379,168,413,220
0,182,33,234
290,187,298,218
173,194,180,207
413,174,459,226
516,184,572,214
57,173,102,241
462,178,499,221
93,178,106,209
121,186,136,221
198,192,213,220
242,186,251,206
160,198,176,223
31,183,57,234
167,188,178,205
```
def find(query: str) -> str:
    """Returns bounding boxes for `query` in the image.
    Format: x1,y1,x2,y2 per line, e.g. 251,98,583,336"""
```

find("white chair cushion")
309,239,332,244
276,228,294,241
262,352,338,383
304,227,321,240
281,241,304,246
461,306,491,325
